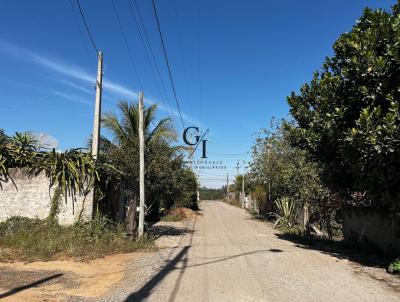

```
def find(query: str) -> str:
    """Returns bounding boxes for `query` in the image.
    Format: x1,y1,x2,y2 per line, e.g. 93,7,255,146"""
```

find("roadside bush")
249,120,341,237
388,258,400,274
271,197,298,229
0,216,153,262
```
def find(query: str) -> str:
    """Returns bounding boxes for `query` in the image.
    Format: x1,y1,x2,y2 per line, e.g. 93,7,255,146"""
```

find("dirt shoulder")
0,252,141,302
0,217,193,302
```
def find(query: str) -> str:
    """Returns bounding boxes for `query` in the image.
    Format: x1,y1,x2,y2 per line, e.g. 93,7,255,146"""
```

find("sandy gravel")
113,200,400,302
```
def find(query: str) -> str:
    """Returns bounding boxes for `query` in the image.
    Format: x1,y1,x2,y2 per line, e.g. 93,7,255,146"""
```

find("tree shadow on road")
0,273,63,299
123,247,284,302
178,248,283,269
275,232,393,269
149,225,194,239
124,245,191,302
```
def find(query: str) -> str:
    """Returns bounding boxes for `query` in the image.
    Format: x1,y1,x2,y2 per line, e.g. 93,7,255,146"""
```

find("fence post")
303,202,309,230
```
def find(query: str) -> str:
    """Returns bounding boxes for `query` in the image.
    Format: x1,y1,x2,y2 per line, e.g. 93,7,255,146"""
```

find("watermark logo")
183,127,209,158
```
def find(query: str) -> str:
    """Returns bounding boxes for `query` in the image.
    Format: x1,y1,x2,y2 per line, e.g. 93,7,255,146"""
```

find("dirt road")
121,200,400,302
1,201,399,301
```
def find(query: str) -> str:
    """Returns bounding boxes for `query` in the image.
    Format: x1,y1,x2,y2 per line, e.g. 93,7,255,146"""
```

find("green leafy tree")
287,4,400,209
249,121,340,236
101,100,197,221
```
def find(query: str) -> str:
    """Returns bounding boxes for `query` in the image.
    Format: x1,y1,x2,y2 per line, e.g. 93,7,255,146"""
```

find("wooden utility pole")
91,52,103,159
138,92,145,237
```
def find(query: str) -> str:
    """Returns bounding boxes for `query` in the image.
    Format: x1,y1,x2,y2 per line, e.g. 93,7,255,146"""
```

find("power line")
208,152,249,157
75,0,99,55
151,0,185,130
172,0,193,118
197,0,203,119
111,0,143,90
126,0,177,129
68,0,96,72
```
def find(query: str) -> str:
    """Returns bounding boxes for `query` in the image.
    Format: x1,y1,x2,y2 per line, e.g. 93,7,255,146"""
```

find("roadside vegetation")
0,101,198,261
199,187,225,200
241,3,400,272
0,216,152,262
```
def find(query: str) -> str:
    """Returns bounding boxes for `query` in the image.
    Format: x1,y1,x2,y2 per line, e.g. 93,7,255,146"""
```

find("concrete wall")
0,168,93,225
342,207,400,254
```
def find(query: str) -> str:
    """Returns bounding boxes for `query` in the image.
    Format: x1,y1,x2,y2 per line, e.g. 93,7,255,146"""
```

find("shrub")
388,258,400,274
271,197,298,229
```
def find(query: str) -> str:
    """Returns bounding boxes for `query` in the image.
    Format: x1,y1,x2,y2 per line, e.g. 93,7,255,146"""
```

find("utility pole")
91,52,103,159
267,144,271,211
138,92,145,237
226,173,229,198
197,172,200,202
242,174,245,195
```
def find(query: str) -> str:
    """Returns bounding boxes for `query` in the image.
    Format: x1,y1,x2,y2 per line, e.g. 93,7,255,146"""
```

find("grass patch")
0,216,153,262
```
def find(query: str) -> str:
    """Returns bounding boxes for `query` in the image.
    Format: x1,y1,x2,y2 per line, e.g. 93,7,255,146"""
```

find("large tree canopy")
287,5,400,209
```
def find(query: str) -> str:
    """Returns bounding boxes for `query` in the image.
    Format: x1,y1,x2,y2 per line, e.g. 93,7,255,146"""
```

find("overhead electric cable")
172,0,193,117
75,0,99,55
126,0,178,129
151,0,185,130
111,0,143,89
68,0,96,72
197,0,203,118
208,152,249,157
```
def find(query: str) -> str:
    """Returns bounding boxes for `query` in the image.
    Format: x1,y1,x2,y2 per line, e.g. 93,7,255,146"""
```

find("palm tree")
98,100,178,232
102,100,177,145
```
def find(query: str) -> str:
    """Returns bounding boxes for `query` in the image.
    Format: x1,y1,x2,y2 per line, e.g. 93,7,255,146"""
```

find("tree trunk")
126,197,137,238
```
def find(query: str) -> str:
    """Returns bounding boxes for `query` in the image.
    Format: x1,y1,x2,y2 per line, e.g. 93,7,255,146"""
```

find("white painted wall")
0,168,93,225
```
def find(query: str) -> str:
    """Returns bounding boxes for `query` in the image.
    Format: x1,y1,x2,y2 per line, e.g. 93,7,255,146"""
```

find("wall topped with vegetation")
0,168,92,225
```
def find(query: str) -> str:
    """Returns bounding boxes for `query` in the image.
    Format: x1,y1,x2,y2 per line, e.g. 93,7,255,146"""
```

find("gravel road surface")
105,200,400,302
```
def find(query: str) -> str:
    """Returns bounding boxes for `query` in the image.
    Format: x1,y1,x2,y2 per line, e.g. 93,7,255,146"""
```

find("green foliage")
100,100,198,222
287,5,400,209
35,149,97,201
251,185,266,202
234,175,249,194
0,130,117,219
199,187,225,200
102,100,177,146
173,168,198,209
271,197,298,229
388,258,400,274
0,216,153,262
249,120,340,235
48,188,62,223
250,121,333,207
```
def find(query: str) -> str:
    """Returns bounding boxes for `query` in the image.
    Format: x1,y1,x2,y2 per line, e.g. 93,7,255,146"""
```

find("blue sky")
0,0,395,188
